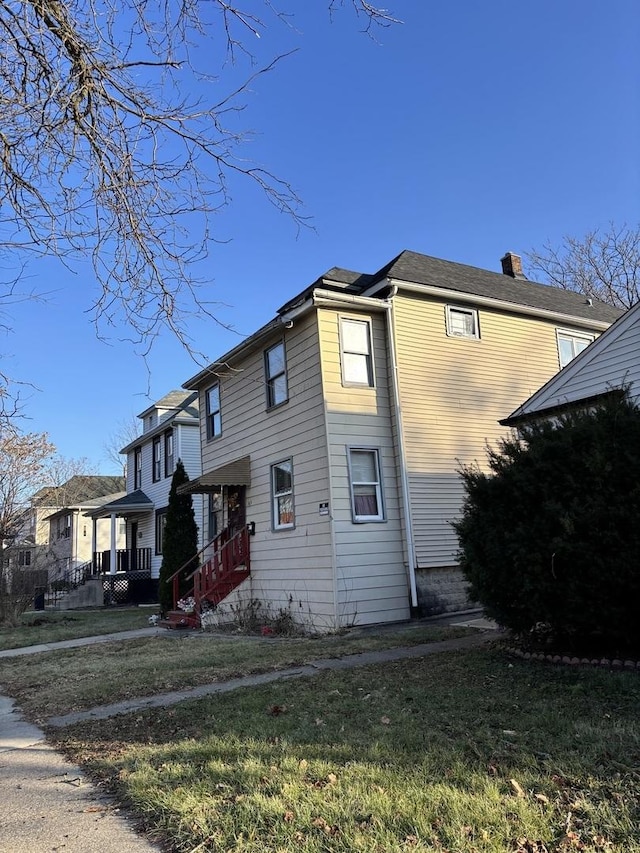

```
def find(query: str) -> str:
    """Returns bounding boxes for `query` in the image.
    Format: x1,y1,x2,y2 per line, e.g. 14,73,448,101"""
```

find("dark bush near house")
454,391,640,657
158,460,199,615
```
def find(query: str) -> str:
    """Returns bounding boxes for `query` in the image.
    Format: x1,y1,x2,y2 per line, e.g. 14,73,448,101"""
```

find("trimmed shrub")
158,460,199,614
454,391,640,657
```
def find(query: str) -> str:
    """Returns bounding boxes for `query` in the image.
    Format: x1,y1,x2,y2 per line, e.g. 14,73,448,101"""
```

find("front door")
226,486,246,534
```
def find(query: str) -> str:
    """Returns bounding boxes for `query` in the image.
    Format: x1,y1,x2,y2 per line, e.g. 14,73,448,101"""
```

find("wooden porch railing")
167,525,251,614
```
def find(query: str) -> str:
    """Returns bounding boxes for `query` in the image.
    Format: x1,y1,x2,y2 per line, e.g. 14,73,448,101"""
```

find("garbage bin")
33,587,46,611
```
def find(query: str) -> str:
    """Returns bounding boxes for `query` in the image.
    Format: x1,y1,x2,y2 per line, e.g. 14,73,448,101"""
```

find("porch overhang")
83,489,154,518
178,456,251,494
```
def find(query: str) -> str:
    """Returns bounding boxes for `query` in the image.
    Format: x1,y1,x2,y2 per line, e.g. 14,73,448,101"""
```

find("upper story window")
271,459,294,529
164,430,174,478
340,318,373,386
445,305,480,339
152,436,162,482
265,341,288,408
134,447,142,490
557,330,594,369
347,447,384,522
18,550,31,567
205,384,222,440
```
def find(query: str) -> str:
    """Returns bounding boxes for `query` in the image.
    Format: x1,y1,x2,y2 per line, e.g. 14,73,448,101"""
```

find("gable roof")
32,475,126,507
362,251,622,325
185,249,623,389
137,390,198,420
502,300,640,425
83,489,154,518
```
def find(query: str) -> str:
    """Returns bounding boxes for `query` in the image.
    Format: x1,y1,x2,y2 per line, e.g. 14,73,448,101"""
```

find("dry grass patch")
51,648,640,853
0,624,473,722
0,607,151,650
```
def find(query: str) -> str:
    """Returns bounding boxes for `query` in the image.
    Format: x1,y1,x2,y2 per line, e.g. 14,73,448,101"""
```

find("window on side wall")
348,447,384,522
271,459,294,529
164,430,174,478
265,341,288,408
207,492,222,542
445,305,480,339
556,329,594,369
205,384,222,440
155,508,167,555
152,436,162,482
340,317,373,386
134,447,142,489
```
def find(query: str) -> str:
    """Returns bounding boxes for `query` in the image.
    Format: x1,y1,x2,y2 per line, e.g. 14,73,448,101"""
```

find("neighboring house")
179,250,621,631
85,391,203,595
502,299,640,427
5,476,125,582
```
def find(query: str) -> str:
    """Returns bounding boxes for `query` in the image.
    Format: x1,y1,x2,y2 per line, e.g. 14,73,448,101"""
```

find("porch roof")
83,489,154,518
178,456,251,494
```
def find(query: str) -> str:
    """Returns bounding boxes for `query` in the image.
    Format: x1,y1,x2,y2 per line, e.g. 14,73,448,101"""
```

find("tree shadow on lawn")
51,649,640,852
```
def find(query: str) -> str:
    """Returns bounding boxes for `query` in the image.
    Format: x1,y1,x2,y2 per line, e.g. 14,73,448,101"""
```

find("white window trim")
264,340,289,409
347,446,385,523
445,305,480,339
556,328,595,369
339,316,375,387
205,383,222,440
271,458,294,531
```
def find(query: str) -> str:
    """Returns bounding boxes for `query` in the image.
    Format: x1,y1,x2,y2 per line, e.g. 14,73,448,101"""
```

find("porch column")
110,512,117,575
91,518,98,570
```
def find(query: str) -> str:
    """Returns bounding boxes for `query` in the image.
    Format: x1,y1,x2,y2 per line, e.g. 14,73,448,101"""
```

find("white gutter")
366,278,613,333
383,287,418,608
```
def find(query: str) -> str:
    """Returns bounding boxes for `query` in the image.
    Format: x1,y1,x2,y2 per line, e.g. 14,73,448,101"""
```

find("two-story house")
86,391,203,600
178,250,621,631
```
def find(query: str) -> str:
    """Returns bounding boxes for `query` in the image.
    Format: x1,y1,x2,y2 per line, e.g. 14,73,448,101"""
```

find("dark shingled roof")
33,475,126,506
362,250,622,323
137,390,198,419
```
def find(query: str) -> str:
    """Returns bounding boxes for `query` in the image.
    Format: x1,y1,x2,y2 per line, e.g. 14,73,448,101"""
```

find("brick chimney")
500,252,527,279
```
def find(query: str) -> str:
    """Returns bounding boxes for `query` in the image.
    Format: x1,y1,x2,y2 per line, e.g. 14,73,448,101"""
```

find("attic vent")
500,252,527,280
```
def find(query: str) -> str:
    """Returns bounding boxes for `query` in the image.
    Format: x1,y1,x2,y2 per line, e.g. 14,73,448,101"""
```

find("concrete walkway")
0,620,496,852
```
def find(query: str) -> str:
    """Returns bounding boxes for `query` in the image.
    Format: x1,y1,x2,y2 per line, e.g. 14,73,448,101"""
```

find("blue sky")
3,0,640,472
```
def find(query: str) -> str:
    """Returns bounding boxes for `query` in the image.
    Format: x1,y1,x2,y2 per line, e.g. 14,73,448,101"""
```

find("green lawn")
0,607,152,650
51,648,640,853
0,624,473,721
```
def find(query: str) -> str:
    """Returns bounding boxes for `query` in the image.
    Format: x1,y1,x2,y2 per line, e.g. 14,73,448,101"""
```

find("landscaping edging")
507,646,640,671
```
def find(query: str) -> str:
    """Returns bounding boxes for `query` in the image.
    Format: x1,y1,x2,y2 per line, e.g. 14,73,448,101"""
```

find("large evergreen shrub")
454,391,640,656
158,460,199,614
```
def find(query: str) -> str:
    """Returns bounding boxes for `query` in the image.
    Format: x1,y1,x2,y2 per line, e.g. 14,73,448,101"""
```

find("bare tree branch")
527,223,640,310
0,0,400,357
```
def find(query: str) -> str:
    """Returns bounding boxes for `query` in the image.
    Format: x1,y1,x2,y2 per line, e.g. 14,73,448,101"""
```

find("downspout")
383,287,418,608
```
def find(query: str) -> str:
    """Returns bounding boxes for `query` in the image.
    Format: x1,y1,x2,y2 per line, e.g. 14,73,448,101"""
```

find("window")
152,436,162,482
164,430,174,477
557,330,594,369
134,447,142,489
271,459,294,529
348,448,384,522
18,550,31,567
155,508,167,555
205,384,222,439
265,341,288,408
445,305,480,339
340,318,373,386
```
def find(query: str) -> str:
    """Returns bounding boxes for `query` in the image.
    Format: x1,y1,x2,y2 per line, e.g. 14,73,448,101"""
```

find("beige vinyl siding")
523,312,640,411
198,312,335,629
319,309,410,626
393,293,583,568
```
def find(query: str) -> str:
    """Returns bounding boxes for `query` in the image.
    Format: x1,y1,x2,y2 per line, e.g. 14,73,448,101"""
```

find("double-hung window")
206,384,222,440
155,508,167,555
557,330,594,369
164,430,174,477
152,436,162,482
265,341,288,408
348,448,384,522
134,447,142,489
445,305,480,339
271,459,294,529
340,318,373,386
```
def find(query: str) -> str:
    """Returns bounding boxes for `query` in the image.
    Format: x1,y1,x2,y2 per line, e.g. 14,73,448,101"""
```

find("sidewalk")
0,620,496,852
